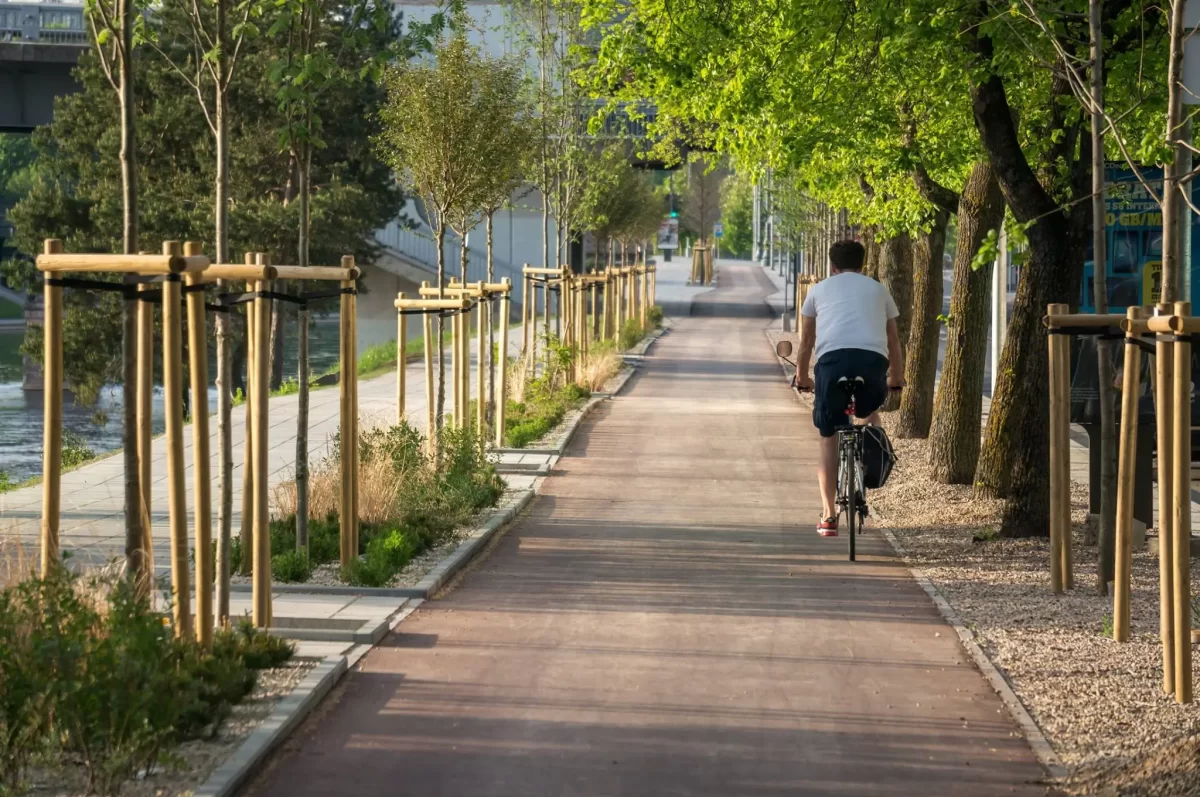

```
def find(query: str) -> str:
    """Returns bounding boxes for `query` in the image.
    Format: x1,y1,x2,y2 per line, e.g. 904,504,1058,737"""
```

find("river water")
0,319,344,483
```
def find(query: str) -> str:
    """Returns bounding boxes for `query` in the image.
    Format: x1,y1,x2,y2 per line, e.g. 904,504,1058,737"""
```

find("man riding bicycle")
793,240,904,537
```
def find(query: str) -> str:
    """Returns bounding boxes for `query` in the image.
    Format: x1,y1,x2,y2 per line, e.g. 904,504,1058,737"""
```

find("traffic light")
668,191,678,218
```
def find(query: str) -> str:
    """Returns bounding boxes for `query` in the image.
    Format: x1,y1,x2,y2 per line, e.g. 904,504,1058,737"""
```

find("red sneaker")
817,517,838,537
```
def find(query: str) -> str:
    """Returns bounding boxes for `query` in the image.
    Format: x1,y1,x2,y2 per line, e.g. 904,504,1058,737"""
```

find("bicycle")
774,340,898,561
835,377,869,561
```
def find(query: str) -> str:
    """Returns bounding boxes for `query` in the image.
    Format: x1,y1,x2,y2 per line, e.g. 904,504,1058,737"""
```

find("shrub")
619,319,644,351
60,430,96,470
0,572,292,796
647,305,664,327
216,621,295,671
271,549,312,583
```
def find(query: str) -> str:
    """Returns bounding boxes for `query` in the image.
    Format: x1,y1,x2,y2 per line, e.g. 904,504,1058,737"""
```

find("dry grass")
271,455,401,526
508,355,531,404
0,530,34,590
575,343,623,392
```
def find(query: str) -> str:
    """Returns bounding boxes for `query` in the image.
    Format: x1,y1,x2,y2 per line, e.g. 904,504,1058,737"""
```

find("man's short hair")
829,240,865,272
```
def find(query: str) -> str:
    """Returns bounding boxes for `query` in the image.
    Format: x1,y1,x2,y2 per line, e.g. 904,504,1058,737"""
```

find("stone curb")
877,527,1068,781
265,614,391,645
193,653,348,797
408,487,536,598
760,323,1066,782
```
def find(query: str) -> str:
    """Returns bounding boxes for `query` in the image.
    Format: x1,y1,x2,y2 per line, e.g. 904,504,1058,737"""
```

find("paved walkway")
245,264,1048,796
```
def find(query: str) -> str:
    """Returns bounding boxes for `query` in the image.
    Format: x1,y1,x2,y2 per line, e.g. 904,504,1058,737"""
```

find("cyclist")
793,240,904,536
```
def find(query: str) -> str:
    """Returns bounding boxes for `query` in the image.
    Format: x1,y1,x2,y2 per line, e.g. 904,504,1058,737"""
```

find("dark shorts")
813,348,889,438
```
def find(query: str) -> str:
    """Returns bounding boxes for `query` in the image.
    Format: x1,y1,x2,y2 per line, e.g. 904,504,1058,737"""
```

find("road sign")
657,219,679,250
714,222,724,239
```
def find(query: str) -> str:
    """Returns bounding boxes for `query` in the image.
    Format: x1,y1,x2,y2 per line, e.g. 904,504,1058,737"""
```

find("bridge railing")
375,219,522,285
1,3,87,44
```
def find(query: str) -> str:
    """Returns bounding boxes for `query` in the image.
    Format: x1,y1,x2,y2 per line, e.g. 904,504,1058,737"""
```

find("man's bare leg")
818,434,837,519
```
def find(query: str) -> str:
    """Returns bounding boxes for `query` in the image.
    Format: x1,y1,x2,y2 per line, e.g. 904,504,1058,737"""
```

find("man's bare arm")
886,318,904,386
796,315,817,382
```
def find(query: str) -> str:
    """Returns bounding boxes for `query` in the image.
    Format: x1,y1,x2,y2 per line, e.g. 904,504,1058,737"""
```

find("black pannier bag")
861,425,896,489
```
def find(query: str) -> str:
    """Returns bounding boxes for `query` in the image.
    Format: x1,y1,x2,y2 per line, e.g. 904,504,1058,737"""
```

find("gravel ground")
30,662,313,797
766,327,1200,795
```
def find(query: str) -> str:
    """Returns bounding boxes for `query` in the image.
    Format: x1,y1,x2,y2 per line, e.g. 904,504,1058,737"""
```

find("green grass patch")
503,380,590,449
0,430,96,494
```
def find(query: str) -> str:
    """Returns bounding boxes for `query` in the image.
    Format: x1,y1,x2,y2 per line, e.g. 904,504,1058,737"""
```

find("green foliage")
720,170,754,259
60,431,96,470
503,377,590,449
271,548,312,583
647,305,664,328
2,5,408,403
619,319,645,351
215,621,295,671
1102,613,1114,639
278,421,501,587
0,571,290,796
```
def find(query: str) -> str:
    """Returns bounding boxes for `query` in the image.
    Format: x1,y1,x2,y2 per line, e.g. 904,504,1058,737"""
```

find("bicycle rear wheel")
847,479,857,561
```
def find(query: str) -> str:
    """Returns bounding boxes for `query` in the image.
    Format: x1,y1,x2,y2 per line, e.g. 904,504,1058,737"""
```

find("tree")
147,0,264,610
376,34,500,439
926,161,1005,482
6,15,404,395
721,171,754,259
682,156,725,247
85,0,144,585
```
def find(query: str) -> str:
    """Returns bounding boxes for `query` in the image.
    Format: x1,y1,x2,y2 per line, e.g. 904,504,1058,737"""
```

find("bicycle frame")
836,426,866,561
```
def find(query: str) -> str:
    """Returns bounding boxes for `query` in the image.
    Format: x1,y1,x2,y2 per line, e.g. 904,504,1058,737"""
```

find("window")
1111,230,1139,274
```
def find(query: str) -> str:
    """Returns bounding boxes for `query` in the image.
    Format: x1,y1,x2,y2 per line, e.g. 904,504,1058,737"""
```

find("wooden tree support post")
184,242,213,647
1046,303,1067,594
496,279,511,448
477,293,486,435
341,257,360,570
251,277,271,628
339,270,354,570
424,307,435,453
1112,306,1144,642
397,292,407,424
40,239,64,576
1172,301,1192,703
239,253,259,577
348,259,359,564
136,272,154,590
1156,303,1176,693
162,241,191,636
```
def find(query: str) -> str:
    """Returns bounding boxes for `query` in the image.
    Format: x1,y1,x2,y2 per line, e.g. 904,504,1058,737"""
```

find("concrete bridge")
0,1,87,131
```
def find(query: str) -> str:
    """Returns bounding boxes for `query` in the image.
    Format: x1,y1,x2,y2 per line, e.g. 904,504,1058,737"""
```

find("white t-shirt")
800,271,899,362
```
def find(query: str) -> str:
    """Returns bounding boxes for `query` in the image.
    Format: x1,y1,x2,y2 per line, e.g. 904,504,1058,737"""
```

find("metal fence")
0,2,87,44
375,219,521,285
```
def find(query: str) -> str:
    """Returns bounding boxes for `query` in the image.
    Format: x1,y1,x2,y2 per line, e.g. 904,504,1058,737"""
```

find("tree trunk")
896,211,949,438
862,226,880,279
435,224,446,441
1162,0,1185,303
214,72,233,622
269,302,284,390
877,233,913,412
486,211,496,429
928,162,1005,483
966,23,1080,537
296,140,311,550
1090,0,1116,591
118,1,144,586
